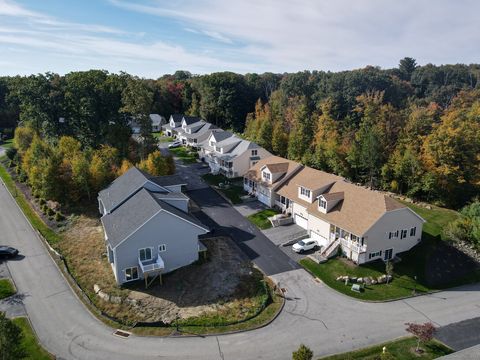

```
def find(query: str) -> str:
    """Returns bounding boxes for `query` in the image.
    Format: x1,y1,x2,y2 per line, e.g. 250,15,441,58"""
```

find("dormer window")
319,199,327,209
210,140,215,147
262,171,271,181
252,149,258,156
300,187,311,197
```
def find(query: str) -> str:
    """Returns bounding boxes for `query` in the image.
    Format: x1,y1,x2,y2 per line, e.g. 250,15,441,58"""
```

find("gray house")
98,167,209,286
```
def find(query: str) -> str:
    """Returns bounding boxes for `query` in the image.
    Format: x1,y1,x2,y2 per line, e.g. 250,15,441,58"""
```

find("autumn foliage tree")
405,322,436,353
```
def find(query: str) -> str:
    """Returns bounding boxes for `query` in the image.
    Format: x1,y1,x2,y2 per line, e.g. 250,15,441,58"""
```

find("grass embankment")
0,163,61,246
301,203,479,301
319,337,453,360
202,174,245,204
12,317,54,360
248,209,280,230
0,278,16,299
169,146,198,164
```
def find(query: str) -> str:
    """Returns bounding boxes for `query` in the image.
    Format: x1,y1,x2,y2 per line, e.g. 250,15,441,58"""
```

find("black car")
0,246,19,259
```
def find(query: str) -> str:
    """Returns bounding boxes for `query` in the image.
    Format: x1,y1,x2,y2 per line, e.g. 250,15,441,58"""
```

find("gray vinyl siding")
113,210,206,284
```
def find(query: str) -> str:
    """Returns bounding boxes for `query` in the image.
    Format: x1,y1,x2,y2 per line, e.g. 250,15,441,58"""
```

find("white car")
168,140,182,148
292,238,318,253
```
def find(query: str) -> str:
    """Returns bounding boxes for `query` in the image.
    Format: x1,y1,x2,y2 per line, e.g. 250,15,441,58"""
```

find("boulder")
336,276,343,282
357,277,364,283
371,280,378,285
93,284,101,294
125,298,138,306
110,296,122,304
364,277,372,286
377,275,387,284
426,205,432,210
97,290,110,302
386,275,393,282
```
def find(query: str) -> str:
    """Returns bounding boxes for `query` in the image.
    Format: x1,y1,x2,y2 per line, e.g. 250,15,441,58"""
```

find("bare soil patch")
60,216,269,324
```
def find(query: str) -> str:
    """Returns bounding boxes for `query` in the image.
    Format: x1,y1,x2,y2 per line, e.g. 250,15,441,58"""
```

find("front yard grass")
155,134,174,142
202,174,245,204
169,146,198,164
12,317,54,360
0,278,16,299
318,337,453,359
248,209,280,230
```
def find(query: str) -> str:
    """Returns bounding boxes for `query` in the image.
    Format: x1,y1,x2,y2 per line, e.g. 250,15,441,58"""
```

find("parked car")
292,239,317,253
168,140,182,148
0,246,19,259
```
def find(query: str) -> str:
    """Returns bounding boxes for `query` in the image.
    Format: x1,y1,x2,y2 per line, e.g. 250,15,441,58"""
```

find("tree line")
1,57,479,207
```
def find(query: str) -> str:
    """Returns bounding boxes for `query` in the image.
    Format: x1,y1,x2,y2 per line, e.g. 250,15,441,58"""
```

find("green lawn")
169,146,198,164
248,209,280,230
12,317,53,360
0,278,16,299
155,134,174,142
319,337,453,359
201,174,245,204
401,201,460,240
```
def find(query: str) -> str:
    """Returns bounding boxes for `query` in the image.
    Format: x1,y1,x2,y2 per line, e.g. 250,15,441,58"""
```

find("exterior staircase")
321,239,341,258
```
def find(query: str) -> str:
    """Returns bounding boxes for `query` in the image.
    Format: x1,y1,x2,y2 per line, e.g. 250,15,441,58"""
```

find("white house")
98,167,209,286
129,114,166,134
199,131,272,178
245,157,425,264
162,114,184,137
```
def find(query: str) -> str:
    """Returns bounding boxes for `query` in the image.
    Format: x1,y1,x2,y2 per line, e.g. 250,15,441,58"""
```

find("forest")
0,57,479,208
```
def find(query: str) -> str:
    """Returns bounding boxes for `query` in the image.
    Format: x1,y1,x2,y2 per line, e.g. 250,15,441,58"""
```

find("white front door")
294,214,308,229
310,231,328,247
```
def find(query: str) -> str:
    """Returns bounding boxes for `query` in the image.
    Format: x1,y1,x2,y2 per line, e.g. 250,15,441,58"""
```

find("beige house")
244,157,425,264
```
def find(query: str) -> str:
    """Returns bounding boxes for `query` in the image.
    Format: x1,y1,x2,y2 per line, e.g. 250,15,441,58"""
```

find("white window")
139,247,152,261
300,187,311,198
368,250,382,259
262,171,271,181
319,199,327,209
158,244,166,252
410,227,416,237
209,140,215,147
124,267,138,281
400,229,408,239
251,149,258,156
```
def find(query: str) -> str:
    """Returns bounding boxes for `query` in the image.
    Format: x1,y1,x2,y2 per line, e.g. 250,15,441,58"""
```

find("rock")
97,290,110,302
125,298,138,306
377,276,386,284
93,284,101,294
364,277,372,285
336,276,343,281
426,205,432,210
371,280,378,285
110,296,122,304
357,277,363,283
386,275,393,282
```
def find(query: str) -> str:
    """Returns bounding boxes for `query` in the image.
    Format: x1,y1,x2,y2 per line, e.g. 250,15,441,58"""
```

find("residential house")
243,156,303,207
98,167,209,285
245,157,425,264
162,114,184,137
129,114,166,134
199,131,272,178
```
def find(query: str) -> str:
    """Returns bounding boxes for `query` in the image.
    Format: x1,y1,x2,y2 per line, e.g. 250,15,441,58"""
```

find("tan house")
244,157,425,264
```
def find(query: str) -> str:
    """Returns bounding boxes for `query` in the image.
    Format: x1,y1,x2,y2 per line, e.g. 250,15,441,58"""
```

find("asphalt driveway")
187,187,300,276
435,317,480,351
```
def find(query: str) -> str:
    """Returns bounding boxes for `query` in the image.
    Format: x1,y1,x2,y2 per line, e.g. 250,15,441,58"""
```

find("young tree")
271,121,289,158
0,312,25,360
405,322,436,353
292,344,313,360
137,151,174,176
117,159,133,176
385,261,394,284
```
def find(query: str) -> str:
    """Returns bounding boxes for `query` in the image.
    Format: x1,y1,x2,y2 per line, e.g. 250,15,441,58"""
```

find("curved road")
2,181,480,359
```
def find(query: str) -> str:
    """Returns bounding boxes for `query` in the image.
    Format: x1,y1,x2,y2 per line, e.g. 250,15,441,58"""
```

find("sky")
0,0,479,78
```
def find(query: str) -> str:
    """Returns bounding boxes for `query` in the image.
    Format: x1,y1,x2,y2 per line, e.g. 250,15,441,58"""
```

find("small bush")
54,212,65,222
292,344,313,360
41,204,48,214
39,198,46,206
47,208,55,217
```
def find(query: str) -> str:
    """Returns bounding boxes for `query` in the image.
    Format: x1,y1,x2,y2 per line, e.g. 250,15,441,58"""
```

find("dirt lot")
59,216,267,324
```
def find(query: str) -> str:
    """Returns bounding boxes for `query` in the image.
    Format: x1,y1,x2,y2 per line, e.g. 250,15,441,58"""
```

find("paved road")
187,187,300,275
436,317,480,351
3,170,480,359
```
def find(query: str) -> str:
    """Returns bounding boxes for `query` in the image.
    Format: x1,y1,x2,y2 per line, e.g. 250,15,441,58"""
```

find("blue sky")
1,0,479,77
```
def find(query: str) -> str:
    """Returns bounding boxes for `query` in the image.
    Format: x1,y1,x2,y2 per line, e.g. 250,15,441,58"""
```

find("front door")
384,248,393,261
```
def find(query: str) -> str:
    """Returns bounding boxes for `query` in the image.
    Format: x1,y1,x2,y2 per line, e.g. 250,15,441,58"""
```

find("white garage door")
310,231,328,247
294,214,308,229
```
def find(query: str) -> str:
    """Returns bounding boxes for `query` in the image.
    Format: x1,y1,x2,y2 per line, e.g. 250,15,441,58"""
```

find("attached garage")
310,231,328,248
294,214,308,229
258,193,271,207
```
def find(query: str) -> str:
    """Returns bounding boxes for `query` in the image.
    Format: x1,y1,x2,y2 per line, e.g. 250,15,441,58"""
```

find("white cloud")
110,0,480,72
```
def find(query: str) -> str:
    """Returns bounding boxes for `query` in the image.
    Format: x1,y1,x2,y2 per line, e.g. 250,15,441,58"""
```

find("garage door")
310,231,328,247
294,214,308,229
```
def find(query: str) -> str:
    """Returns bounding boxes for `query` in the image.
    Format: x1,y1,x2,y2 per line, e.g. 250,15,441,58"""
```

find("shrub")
292,344,313,360
54,212,65,222
5,147,17,160
39,198,46,206
41,204,48,214
47,208,55,217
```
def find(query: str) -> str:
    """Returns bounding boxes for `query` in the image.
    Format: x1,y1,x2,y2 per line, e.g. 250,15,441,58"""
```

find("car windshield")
297,240,305,246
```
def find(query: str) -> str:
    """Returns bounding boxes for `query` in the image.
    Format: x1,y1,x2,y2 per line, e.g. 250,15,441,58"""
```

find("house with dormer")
162,114,184,137
98,167,209,286
244,156,425,264
199,131,272,178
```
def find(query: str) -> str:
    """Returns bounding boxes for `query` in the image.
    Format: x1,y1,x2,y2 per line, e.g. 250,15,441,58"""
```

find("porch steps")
321,239,340,258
